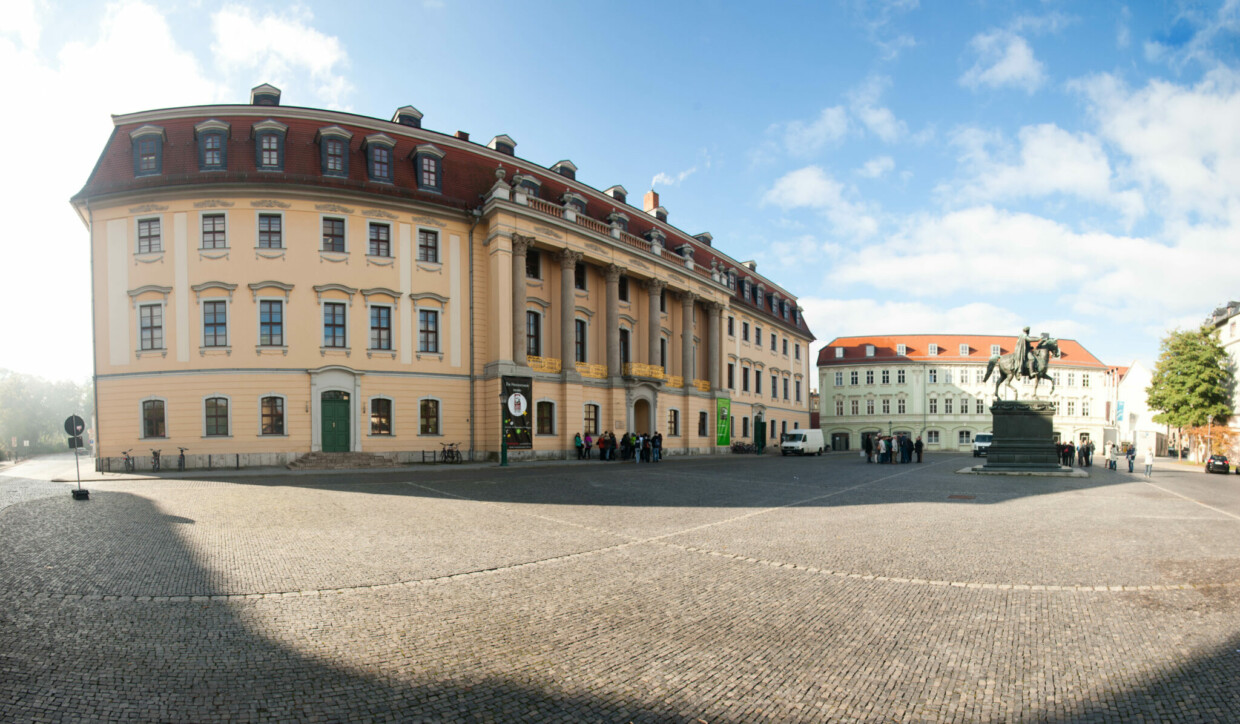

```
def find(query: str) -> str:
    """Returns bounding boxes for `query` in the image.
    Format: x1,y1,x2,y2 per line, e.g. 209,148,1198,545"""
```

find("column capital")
644,278,667,294
677,290,698,304
559,248,583,268
605,263,624,283
706,301,725,316
511,233,533,255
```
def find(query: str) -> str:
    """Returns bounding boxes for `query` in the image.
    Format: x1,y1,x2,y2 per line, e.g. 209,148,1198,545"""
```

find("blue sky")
3,0,1239,386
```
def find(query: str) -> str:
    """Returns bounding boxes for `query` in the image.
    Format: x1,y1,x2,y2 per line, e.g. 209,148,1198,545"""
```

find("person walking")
575,433,584,460
652,432,662,462
914,436,923,463
863,434,874,463
1143,448,1154,477
1127,446,1135,473
583,432,593,460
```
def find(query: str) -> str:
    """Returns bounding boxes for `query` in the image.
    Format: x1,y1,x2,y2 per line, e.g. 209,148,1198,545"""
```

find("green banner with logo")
716,398,731,446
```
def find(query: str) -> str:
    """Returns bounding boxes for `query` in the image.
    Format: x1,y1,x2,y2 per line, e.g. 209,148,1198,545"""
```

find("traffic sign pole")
65,414,88,500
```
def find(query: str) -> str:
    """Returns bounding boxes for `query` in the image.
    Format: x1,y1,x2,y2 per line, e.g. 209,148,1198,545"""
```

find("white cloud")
960,30,1046,93
1075,69,1240,225
857,156,895,179
944,123,1145,221
0,0,42,50
1141,0,1240,70
780,106,848,155
1117,6,1132,49
848,76,907,142
211,5,352,108
762,166,879,238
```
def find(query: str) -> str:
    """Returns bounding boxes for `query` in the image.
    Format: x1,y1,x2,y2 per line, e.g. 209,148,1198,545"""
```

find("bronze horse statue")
983,336,1061,400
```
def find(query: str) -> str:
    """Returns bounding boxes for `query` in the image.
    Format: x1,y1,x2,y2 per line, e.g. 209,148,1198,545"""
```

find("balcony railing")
665,375,684,389
575,362,608,379
693,379,711,392
575,214,612,237
527,197,563,218
527,355,561,374
623,362,665,380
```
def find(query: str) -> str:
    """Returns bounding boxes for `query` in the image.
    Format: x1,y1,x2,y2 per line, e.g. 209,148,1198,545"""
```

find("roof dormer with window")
316,126,353,178
411,143,445,192
362,133,396,183
131,125,165,177
252,119,289,172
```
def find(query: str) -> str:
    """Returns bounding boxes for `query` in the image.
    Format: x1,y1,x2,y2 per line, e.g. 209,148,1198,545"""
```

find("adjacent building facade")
817,335,1115,452
74,85,814,470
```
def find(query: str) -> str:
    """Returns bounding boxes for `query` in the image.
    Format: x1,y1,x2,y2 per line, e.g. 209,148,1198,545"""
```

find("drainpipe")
467,206,481,461
86,199,102,471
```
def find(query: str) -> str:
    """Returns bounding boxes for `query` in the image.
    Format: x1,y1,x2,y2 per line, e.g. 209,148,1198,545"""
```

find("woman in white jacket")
1143,449,1154,477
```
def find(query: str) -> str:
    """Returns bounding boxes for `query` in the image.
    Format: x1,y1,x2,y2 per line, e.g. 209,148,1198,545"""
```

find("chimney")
455,131,470,141
644,189,659,213
391,106,423,128
250,83,281,106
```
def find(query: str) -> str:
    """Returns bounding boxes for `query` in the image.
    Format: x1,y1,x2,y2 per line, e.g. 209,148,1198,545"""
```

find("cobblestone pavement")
1,453,1238,722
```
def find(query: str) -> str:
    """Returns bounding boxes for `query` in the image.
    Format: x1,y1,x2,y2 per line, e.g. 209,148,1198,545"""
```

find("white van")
781,429,825,456
972,433,993,457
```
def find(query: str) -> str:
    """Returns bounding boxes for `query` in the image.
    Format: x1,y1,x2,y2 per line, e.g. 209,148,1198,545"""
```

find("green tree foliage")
0,370,94,459
1146,326,1232,431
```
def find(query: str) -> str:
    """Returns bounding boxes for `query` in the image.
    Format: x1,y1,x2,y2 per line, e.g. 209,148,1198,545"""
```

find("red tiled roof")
816,334,1108,369
73,105,811,338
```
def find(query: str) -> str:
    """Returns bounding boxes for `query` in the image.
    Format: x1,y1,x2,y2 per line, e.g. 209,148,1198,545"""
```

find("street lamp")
499,389,509,467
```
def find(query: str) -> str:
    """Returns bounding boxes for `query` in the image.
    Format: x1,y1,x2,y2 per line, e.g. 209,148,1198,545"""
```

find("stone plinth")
984,399,1061,470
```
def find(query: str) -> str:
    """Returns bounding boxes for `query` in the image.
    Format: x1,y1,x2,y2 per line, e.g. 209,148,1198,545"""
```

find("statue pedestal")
984,400,1061,470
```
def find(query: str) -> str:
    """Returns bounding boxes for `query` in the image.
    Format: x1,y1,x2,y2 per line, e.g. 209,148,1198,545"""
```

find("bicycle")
730,441,755,455
122,449,134,473
150,449,161,472
439,442,462,464
177,447,188,472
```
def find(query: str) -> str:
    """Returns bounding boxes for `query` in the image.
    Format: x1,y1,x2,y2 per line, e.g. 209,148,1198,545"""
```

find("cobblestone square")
2,453,1238,722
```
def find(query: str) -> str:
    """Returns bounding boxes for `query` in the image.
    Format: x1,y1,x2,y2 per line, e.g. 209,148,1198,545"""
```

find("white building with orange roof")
816,334,1117,454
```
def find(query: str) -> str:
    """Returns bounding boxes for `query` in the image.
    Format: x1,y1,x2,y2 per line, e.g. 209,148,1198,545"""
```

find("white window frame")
255,210,284,250
367,221,393,258
368,395,395,436
198,210,230,250
418,396,442,436
835,399,844,416
417,306,442,356
319,214,348,254
928,369,937,384
139,396,168,439
850,370,859,386
958,430,972,445
257,393,288,437
897,397,906,414
322,300,349,350
834,371,844,386
990,344,1001,356
202,393,233,438
200,297,230,349
896,344,907,356
865,344,875,357
137,301,166,352
135,214,164,254
926,430,940,444
256,297,286,348
416,225,441,265
897,369,906,384
865,369,874,385
367,302,395,352
866,399,875,415
834,347,843,358
959,343,969,356
928,343,938,356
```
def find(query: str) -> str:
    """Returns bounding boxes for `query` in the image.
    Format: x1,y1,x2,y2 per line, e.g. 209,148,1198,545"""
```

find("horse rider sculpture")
984,329,1061,400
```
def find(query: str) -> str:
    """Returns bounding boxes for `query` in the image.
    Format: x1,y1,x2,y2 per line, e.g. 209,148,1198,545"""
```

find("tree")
1146,326,1233,459
0,370,94,459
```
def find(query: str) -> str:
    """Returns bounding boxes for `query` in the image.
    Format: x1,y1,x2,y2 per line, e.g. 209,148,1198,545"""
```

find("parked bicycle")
122,449,135,472
150,449,161,472
440,442,462,464
731,441,756,454
177,447,188,472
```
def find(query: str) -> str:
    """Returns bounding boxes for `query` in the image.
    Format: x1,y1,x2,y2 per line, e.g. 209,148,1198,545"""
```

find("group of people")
574,431,665,463
862,433,923,464
1058,439,1154,475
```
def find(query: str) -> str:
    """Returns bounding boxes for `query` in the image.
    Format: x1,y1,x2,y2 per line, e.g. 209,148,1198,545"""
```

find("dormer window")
252,120,288,171
990,344,1000,356
959,343,969,356
195,120,229,171
605,185,628,204
316,126,353,178
513,173,541,199
562,192,587,214
834,347,844,359
865,345,875,357
130,125,165,177
488,134,516,156
551,160,577,180
363,133,396,183
896,343,907,356
928,343,939,356
608,211,629,231
412,143,445,192
391,105,423,128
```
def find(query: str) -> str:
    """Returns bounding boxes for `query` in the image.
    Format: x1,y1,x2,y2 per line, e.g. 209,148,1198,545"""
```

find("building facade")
73,85,814,470
817,335,1114,453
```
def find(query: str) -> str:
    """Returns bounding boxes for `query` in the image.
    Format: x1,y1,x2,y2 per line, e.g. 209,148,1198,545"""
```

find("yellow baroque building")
73,84,815,470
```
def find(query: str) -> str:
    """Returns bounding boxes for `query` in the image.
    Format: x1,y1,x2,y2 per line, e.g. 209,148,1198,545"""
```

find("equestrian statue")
983,327,1061,400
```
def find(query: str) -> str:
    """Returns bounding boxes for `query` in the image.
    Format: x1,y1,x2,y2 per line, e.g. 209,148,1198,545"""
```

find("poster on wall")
502,375,533,450
715,398,731,446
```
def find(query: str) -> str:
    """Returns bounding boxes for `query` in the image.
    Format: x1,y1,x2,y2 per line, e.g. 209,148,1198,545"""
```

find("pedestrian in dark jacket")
914,437,923,463
863,434,874,463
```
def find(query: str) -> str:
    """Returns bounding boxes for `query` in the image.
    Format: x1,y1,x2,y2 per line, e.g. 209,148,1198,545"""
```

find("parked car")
1205,454,1230,474
972,433,993,457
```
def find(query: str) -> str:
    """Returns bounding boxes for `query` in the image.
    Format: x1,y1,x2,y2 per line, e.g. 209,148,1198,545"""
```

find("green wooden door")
322,394,350,452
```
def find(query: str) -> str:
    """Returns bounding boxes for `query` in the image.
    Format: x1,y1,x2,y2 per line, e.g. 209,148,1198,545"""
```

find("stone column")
646,279,666,369
605,264,622,377
560,249,582,371
707,302,722,391
511,234,532,366
680,291,696,388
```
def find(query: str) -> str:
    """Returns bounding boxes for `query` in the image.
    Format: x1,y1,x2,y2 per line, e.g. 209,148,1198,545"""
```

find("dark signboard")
502,375,533,450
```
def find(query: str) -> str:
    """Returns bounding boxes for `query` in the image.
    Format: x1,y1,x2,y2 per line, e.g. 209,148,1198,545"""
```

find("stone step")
287,452,403,470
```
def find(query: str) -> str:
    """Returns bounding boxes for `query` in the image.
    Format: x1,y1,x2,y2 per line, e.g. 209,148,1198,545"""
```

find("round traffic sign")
64,415,86,436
